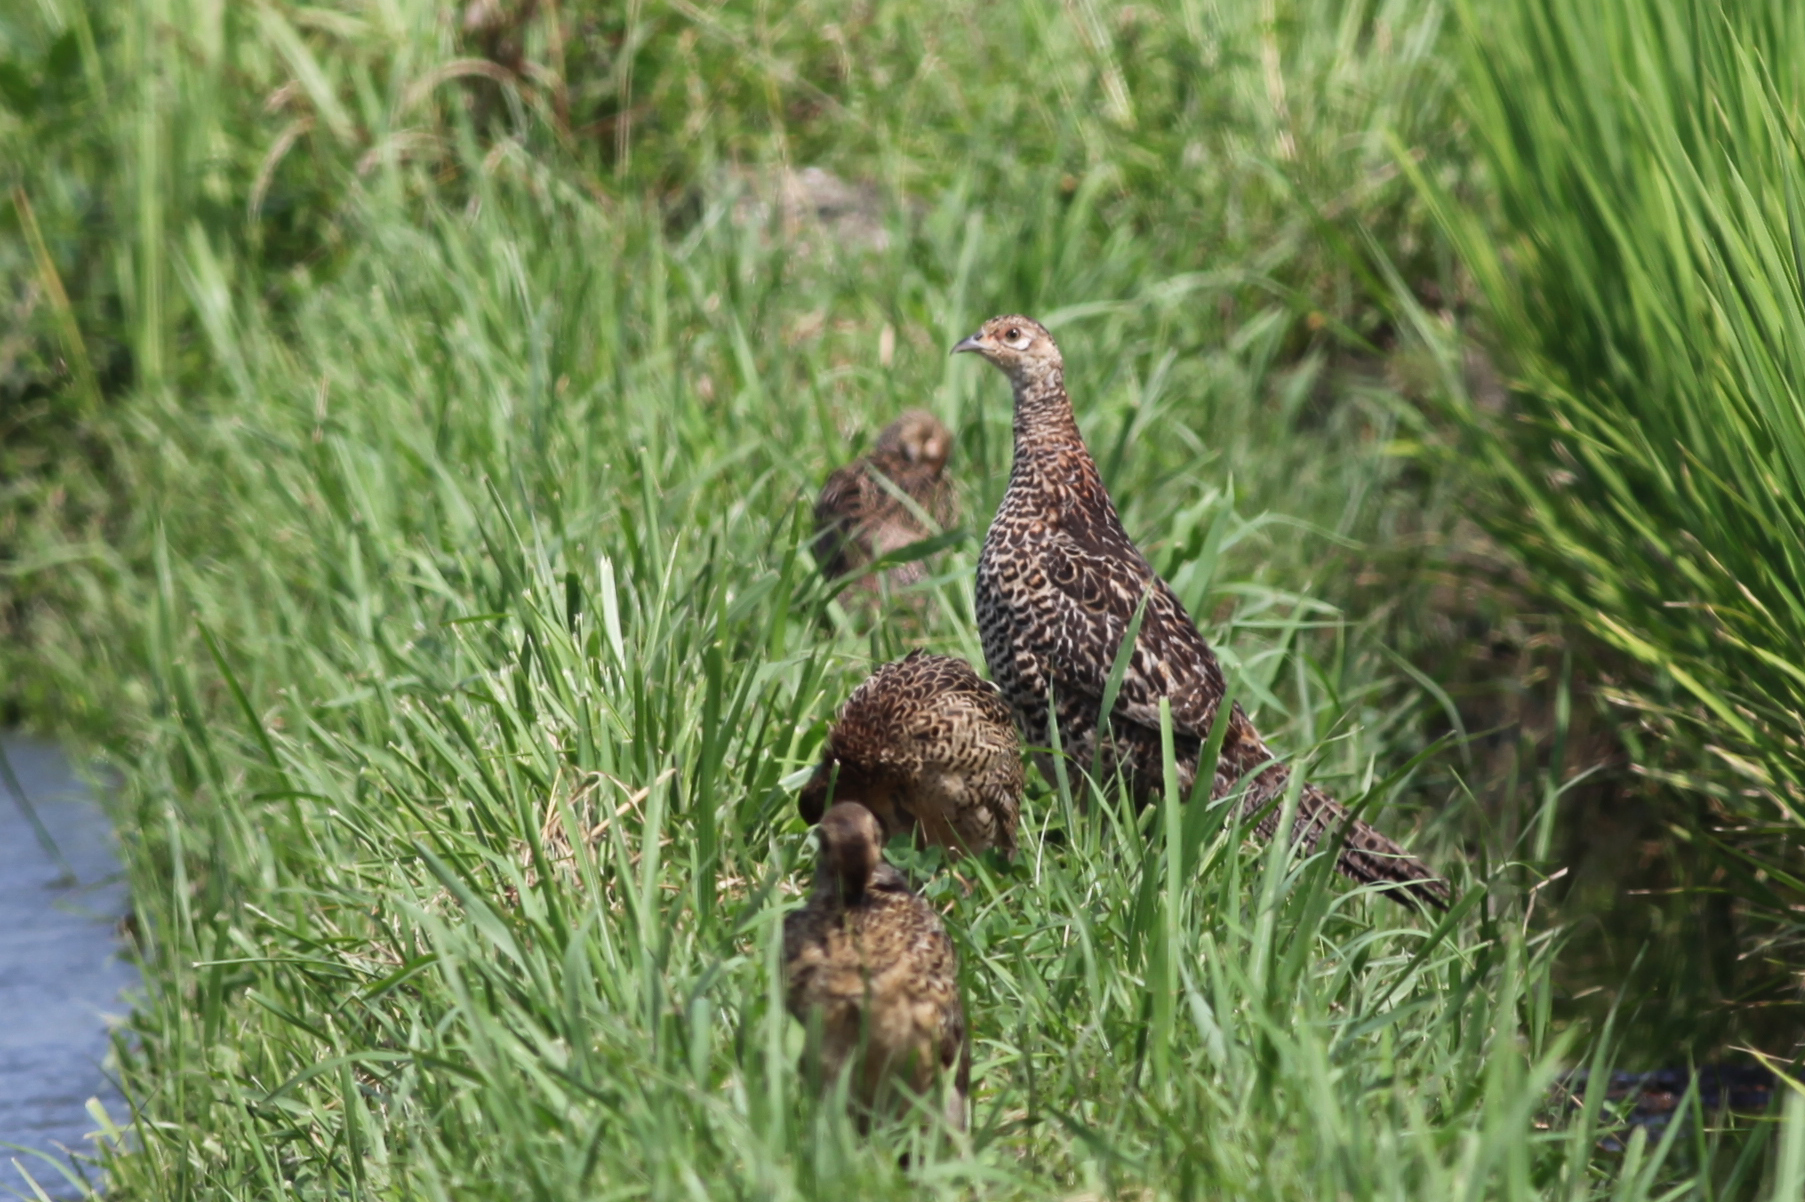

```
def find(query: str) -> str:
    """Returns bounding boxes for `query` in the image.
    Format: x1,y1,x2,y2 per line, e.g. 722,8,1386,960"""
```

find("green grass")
1398,0,1805,1032
3,0,1805,1197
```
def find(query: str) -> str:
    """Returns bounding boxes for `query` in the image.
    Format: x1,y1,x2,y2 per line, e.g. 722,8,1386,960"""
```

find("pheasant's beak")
951,333,984,356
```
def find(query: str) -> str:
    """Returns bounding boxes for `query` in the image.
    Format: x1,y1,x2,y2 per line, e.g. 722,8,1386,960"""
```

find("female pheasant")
954,315,1449,909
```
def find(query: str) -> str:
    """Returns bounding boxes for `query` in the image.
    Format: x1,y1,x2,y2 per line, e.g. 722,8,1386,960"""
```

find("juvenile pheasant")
954,315,1449,909
813,410,957,591
799,651,1024,858
783,802,970,1130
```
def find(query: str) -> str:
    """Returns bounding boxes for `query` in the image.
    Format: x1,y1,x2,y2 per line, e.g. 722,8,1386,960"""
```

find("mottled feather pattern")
813,410,956,590
800,651,1024,857
783,804,970,1129
960,315,1449,909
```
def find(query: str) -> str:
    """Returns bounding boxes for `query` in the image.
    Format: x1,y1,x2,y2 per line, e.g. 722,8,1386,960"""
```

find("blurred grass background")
2,0,1804,1197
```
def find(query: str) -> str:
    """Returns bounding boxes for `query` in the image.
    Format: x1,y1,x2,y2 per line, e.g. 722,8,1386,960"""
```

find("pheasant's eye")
1005,327,1021,341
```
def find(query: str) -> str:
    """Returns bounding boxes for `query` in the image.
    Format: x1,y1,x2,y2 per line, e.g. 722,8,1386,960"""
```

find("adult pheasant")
954,315,1449,909
813,410,956,591
799,651,1024,858
783,802,970,1130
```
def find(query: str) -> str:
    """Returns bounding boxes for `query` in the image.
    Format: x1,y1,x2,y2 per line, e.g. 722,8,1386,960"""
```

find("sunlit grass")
22,173,1758,1198
1401,0,1805,1030
2,0,1803,1197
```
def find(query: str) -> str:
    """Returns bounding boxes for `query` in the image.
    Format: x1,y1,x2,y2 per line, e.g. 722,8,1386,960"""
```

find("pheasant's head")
873,409,952,472
951,316,1062,387
815,802,884,903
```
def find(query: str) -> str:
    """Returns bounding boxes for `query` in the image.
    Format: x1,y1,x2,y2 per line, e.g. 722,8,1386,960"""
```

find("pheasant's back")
831,652,1006,771
782,868,968,1119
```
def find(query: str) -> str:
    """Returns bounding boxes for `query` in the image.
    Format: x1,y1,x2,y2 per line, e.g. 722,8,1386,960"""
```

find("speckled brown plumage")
813,410,957,590
799,651,1024,858
955,315,1450,910
783,803,970,1130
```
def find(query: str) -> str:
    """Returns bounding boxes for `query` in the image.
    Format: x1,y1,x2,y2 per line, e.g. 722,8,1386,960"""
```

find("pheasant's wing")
913,916,968,1085
967,682,1025,853
867,516,926,558
857,467,938,582
1035,527,1228,741
781,904,828,1013
812,461,877,576
1037,527,1449,907
926,474,959,531
901,678,1024,854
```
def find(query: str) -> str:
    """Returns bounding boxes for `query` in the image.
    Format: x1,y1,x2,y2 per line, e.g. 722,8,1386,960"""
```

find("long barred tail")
1307,781,1451,910
1238,765,1450,911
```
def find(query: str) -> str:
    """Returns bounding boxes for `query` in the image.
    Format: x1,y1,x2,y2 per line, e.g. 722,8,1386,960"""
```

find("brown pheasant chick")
783,802,970,1131
956,315,1450,910
799,651,1024,859
813,410,957,591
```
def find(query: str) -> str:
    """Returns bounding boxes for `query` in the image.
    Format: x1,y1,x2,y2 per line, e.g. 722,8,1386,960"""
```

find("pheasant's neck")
1010,372,1082,456
1008,372,1098,494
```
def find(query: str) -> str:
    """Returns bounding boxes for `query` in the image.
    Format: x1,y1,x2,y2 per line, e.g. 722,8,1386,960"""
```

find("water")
0,737,135,1200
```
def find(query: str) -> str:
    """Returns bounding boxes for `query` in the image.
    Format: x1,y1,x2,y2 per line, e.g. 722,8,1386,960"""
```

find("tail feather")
1215,714,1449,911
1242,770,1450,911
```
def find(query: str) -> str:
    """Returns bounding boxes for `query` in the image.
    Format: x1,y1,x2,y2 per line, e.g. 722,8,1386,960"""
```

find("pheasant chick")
783,802,970,1130
813,410,957,592
799,651,1023,858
